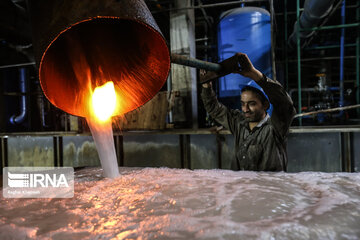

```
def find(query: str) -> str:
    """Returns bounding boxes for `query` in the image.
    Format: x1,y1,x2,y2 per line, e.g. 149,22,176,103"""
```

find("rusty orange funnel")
29,0,170,117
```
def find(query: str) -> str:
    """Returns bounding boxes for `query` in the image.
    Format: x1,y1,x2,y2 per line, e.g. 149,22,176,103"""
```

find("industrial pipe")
171,54,222,72
288,0,336,48
10,68,27,125
29,0,170,117
339,0,346,111
171,53,242,84
295,104,360,118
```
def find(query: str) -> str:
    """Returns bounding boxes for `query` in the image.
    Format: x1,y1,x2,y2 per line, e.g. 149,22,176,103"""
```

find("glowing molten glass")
91,81,117,122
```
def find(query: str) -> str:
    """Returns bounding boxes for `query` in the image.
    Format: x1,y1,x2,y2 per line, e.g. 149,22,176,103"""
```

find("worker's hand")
200,69,212,88
236,53,263,82
202,82,212,88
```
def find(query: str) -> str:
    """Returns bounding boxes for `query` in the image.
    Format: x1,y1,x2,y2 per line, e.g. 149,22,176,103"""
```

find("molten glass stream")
87,119,119,178
87,81,119,178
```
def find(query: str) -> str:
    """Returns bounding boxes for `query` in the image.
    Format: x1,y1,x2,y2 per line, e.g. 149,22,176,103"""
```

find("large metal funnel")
29,0,170,117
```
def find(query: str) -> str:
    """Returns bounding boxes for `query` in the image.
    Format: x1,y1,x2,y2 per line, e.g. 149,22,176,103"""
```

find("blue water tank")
218,7,272,98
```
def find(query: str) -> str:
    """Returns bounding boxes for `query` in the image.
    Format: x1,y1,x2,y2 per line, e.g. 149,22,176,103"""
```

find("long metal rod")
0,62,36,69
339,0,346,113
304,43,356,50
357,3,360,115
294,104,360,118
270,0,276,81
284,55,356,63
152,0,267,13
275,4,359,16
284,0,289,91
301,22,360,32
171,53,222,72
296,0,302,126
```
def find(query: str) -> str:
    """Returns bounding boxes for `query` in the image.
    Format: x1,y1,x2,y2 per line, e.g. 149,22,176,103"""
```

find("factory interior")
0,0,360,239
0,0,359,172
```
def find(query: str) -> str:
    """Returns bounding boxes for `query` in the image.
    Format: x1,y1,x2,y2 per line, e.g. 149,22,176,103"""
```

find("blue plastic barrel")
218,7,272,98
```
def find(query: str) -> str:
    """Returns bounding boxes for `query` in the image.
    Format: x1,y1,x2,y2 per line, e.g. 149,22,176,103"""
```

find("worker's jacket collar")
245,113,270,131
256,114,270,128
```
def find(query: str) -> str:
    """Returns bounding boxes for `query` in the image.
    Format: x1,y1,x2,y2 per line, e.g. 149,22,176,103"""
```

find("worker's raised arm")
200,70,242,133
258,76,296,139
237,53,296,139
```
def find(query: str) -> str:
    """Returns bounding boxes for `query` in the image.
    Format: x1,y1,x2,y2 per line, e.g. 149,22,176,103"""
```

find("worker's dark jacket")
201,76,296,171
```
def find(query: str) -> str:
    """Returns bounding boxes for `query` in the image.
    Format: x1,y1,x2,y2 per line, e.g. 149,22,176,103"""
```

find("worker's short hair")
241,86,270,109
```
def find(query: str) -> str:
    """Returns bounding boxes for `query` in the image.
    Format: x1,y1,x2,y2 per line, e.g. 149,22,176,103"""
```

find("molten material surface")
1,168,359,239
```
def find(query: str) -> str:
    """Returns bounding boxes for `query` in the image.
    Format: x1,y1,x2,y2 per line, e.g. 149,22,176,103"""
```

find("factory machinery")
0,0,359,172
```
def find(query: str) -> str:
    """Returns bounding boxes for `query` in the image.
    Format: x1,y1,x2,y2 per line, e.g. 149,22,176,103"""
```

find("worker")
201,53,296,171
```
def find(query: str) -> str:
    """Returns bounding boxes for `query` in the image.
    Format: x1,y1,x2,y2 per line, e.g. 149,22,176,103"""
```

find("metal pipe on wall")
296,0,302,126
10,68,27,125
288,0,336,48
356,3,360,115
339,0,346,114
304,0,343,47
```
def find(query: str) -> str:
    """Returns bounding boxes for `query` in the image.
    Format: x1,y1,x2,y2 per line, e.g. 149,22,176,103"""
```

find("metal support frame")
284,0,289,91
0,129,359,172
0,138,2,170
339,0,346,112
114,135,124,167
293,0,360,125
296,0,302,125
216,134,224,169
305,43,357,50
180,134,191,169
1,137,8,169
341,132,353,172
357,3,360,115
58,137,63,167
53,137,58,166
301,22,359,31
270,0,276,81
53,136,63,167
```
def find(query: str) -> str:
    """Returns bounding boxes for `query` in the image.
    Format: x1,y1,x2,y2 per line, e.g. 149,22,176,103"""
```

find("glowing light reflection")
91,81,117,122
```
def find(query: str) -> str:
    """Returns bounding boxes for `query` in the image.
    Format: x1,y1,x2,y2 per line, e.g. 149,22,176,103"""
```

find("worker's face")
241,91,267,122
